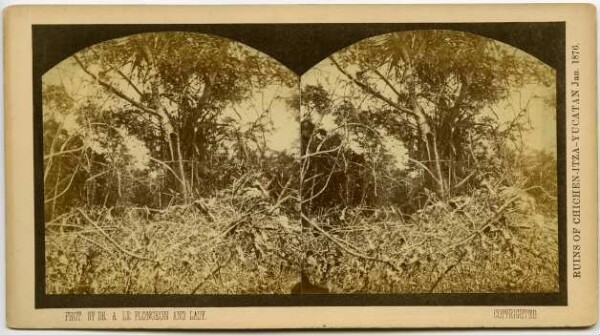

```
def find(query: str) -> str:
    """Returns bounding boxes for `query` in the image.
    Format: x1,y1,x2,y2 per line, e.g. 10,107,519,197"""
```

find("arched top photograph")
299,29,558,294
42,31,301,295
7,3,600,329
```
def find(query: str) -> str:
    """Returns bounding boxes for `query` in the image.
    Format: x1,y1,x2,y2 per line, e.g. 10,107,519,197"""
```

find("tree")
44,32,298,212
309,30,554,200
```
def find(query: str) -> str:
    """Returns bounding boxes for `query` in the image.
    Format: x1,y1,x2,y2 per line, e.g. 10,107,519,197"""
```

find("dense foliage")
45,30,558,294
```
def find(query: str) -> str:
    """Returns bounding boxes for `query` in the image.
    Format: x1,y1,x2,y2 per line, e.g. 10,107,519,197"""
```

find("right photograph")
299,30,557,294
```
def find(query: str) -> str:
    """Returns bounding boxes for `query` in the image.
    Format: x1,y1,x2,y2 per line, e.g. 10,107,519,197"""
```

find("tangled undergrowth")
46,185,557,294
303,187,558,293
46,189,301,294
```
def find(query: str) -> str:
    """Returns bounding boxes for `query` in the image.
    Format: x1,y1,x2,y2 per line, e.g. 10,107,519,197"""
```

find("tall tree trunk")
430,134,446,198
174,133,189,202
141,44,189,201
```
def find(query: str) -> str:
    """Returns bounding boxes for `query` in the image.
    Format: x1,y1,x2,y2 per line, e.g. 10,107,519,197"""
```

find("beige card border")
4,4,597,329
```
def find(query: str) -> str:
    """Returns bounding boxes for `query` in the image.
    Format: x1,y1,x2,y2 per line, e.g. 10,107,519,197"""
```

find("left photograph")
43,32,301,294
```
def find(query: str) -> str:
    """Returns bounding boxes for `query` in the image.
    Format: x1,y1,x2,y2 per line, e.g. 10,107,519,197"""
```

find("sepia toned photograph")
5,3,597,330
42,27,558,296
299,30,558,294
43,32,301,294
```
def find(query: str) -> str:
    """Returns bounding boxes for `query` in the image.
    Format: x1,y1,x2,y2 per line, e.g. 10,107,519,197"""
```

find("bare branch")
148,156,185,186
329,55,419,120
73,54,163,121
44,164,81,204
44,146,85,160
301,212,403,273
77,208,152,261
116,68,145,97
